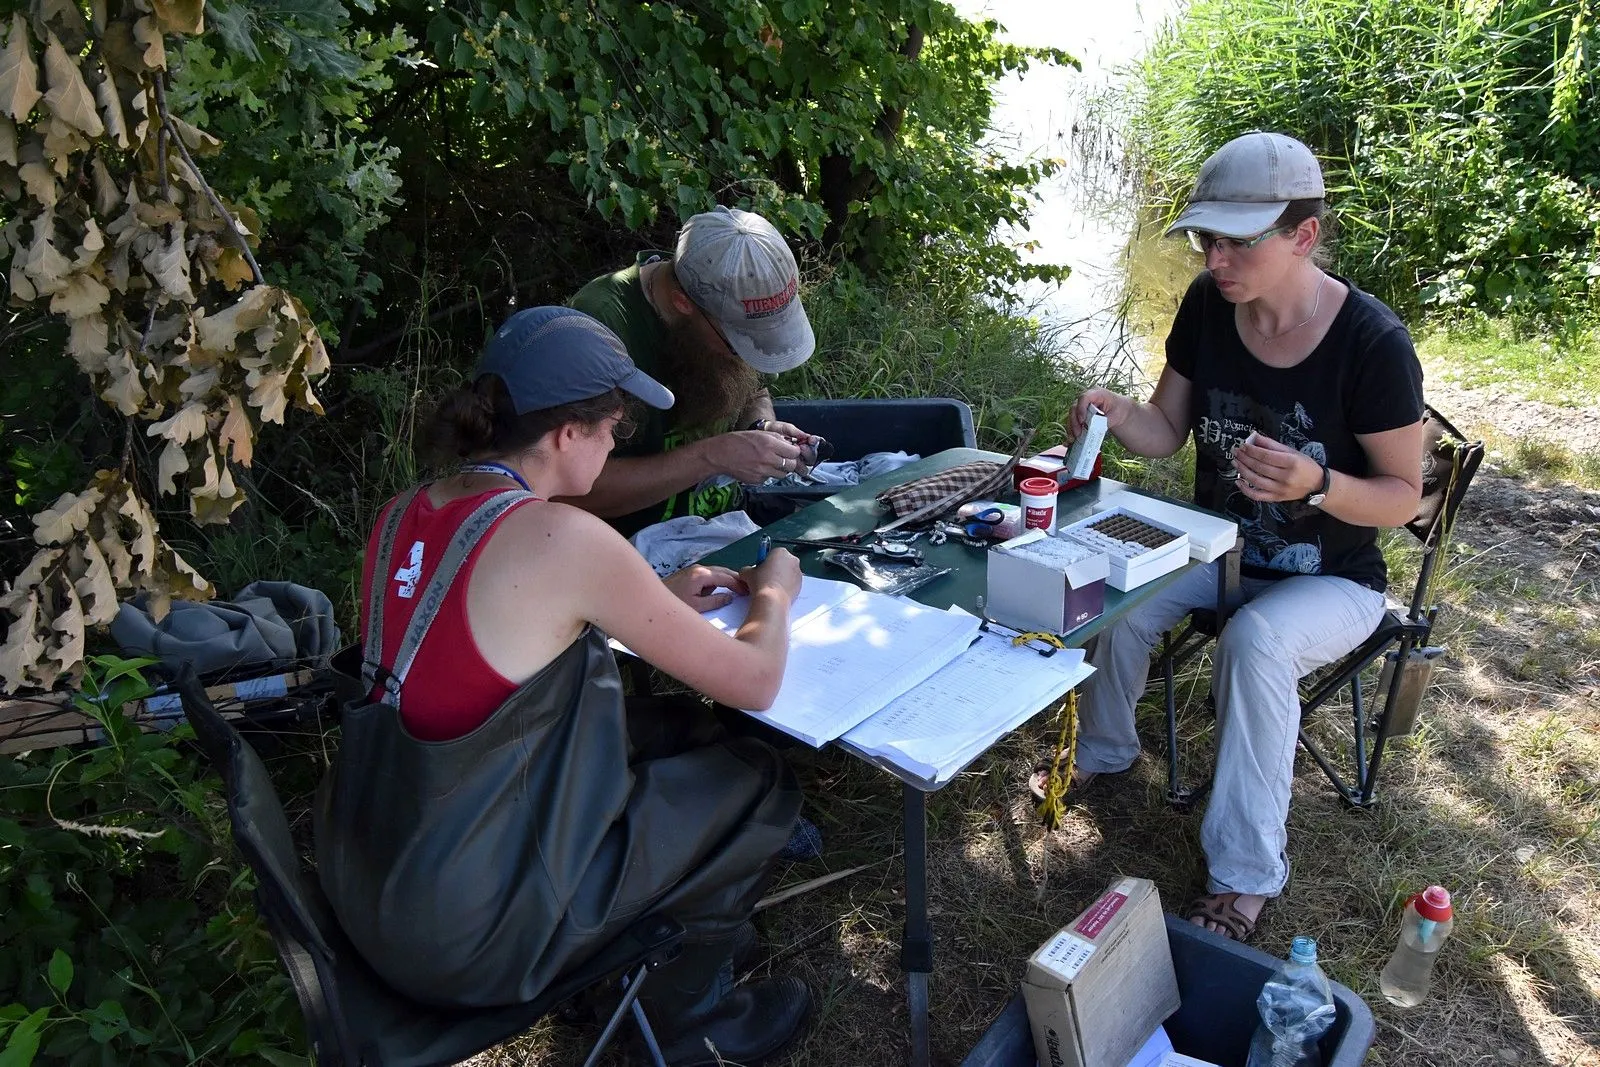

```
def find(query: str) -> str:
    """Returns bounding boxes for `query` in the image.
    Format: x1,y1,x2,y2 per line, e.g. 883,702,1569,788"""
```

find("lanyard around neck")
459,462,532,494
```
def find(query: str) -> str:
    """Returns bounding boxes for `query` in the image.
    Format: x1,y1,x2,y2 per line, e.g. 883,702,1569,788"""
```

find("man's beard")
658,317,762,432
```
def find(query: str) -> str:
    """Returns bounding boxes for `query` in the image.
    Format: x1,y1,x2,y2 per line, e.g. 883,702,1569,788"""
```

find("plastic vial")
1245,935,1337,1067
1380,886,1454,1008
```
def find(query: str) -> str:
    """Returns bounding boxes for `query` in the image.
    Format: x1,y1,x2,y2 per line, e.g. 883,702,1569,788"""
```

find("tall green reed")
1124,0,1600,328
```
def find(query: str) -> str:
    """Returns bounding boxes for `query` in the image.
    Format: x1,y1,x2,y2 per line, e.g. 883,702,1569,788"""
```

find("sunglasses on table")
1185,227,1291,255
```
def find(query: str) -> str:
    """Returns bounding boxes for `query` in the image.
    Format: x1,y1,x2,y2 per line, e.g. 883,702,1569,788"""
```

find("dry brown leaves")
0,1,328,691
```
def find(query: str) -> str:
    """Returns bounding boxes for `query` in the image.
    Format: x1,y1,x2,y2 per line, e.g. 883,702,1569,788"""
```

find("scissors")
768,537,925,565
959,507,1006,538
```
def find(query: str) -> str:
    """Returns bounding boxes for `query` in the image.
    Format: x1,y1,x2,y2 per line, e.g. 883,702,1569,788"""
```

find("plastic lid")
1019,477,1059,496
1288,936,1318,964
1412,886,1453,922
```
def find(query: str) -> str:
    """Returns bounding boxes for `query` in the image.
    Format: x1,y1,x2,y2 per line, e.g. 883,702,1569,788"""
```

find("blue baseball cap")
475,307,675,413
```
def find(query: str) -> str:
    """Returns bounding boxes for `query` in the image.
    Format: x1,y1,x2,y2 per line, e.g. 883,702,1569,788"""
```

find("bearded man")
566,207,819,535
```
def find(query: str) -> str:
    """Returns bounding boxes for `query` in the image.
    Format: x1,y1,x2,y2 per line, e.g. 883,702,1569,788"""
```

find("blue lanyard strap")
459,462,532,494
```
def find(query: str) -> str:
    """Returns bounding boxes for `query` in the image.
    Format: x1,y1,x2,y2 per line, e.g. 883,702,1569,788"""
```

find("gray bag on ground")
111,581,342,676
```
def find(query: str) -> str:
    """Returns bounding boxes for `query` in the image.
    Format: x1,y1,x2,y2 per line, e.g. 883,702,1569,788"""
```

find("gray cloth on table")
765,450,920,488
110,581,342,676
631,511,762,577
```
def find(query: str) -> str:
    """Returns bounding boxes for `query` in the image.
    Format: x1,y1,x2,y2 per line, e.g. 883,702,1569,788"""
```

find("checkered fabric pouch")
874,461,1002,517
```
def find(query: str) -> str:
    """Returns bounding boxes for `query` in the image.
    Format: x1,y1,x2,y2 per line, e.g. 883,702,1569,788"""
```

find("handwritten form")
705,578,982,747
842,623,1095,783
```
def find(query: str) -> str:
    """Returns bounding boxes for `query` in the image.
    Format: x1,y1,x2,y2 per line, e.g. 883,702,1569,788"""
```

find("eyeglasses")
609,412,637,442
1186,227,1289,256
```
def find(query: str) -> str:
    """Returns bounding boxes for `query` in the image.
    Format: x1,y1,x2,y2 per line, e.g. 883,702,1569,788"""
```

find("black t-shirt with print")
1164,272,1424,593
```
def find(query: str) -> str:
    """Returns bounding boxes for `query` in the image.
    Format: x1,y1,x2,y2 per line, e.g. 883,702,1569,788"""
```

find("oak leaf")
214,246,253,290
248,367,291,424
196,285,275,352
96,523,133,585
147,401,208,445
0,591,45,692
155,437,187,495
35,0,90,50
0,547,62,615
218,394,254,466
75,536,119,626
117,484,157,575
41,31,104,137
18,158,56,206
132,16,165,71
9,256,37,300
0,14,42,122
24,210,69,294
165,113,220,156
134,200,181,226
101,349,146,415
32,486,103,545
49,269,110,317
141,219,195,302
67,313,109,372
90,156,120,214
45,581,85,687
151,0,205,36
94,67,128,149
0,114,15,164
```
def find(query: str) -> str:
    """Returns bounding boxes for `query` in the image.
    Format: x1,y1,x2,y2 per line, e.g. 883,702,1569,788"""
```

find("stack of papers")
704,578,982,747
841,620,1094,783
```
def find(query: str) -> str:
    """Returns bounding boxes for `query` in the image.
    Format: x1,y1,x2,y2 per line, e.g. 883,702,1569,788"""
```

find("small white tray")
1059,508,1190,591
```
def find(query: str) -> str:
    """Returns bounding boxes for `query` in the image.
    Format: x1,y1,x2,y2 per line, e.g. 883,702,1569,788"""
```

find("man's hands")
700,427,813,482
1231,433,1324,503
664,564,746,611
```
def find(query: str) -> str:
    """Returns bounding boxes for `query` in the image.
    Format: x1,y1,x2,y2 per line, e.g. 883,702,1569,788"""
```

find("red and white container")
1019,477,1058,533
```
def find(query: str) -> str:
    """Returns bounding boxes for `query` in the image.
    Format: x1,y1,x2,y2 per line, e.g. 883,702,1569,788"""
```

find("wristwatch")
1304,463,1331,507
747,418,768,432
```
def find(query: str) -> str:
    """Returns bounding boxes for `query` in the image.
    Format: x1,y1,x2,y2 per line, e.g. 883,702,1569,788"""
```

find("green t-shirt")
569,252,746,534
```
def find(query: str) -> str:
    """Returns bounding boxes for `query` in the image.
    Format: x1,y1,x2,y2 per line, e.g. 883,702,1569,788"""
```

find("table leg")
1215,541,1243,621
902,784,932,1067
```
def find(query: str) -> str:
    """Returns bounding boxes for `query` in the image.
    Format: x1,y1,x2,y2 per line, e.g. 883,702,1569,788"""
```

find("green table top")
704,447,1203,649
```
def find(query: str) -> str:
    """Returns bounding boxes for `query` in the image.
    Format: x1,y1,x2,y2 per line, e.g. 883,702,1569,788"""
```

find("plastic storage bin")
960,914,1376,1067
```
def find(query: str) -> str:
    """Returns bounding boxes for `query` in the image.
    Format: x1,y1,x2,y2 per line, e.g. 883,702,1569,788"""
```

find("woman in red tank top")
321,307,813,1067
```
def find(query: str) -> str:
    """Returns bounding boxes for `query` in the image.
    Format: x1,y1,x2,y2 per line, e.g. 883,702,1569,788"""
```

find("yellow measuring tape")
1010,631,1076,831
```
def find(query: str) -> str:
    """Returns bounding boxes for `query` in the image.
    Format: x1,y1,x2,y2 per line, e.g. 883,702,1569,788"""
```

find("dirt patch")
1424,373,1600,456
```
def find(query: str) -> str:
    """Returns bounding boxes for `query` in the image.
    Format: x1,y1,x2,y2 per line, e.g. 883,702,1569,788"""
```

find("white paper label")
1035,930,1097,981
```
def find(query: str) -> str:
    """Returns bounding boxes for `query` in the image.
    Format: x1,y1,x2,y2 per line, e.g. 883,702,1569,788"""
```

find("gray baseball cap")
1166,132,1326,239
476,307,674,413
674,206,815,374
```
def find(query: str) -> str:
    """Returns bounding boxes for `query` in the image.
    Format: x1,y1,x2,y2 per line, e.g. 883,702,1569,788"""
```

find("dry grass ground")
472,392,1600,1067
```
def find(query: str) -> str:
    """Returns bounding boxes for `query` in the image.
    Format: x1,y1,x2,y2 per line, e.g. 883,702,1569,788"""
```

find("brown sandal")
1026,757,1097,802
1185,893,1261,942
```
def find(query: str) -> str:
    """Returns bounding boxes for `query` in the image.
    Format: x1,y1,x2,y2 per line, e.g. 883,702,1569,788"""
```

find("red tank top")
359,488,538,741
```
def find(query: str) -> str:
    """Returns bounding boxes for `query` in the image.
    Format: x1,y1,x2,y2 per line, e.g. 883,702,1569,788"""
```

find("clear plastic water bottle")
1380,886,1454,1007
1245,935,1337,1067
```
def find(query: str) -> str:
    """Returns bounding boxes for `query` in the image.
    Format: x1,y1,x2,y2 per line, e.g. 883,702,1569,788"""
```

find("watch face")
1308,492,1327,507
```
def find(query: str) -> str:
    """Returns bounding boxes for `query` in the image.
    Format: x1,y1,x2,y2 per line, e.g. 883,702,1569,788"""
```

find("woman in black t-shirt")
1039,133,1424,940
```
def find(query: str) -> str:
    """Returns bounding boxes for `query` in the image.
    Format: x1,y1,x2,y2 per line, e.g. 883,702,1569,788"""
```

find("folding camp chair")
1160,406,1484,809
177,669,684,1067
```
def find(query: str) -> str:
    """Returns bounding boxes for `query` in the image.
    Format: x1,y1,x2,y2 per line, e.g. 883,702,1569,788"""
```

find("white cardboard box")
1023,877,1180,1067
1093,491,1239,564
986,530,1110,635
1058,508,1191,592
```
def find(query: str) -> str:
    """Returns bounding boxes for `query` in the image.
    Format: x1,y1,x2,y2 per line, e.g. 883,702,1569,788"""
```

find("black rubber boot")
652,976,812,1067
731,920,761,974
637,937,812,1067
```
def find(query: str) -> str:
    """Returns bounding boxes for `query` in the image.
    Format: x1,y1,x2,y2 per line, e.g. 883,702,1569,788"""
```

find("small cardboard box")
1023,877,1180,1067
986,530,1109,635
1013,445,1104,492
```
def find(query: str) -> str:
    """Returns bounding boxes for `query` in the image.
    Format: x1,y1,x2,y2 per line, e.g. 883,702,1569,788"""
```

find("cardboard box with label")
986,530,1109,635
1023,877,1180,1067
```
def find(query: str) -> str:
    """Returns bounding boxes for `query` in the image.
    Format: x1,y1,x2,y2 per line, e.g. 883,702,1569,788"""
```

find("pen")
756,535,771,564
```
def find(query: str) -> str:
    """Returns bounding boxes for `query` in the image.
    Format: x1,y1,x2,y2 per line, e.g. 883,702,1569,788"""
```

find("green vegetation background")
0,0,1596,1063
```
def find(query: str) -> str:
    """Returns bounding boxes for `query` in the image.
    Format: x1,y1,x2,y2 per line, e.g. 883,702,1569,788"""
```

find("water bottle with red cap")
1380,885,1454,1007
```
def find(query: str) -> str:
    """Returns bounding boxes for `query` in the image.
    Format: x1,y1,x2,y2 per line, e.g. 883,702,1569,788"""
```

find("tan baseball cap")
674,207,816,374
1166,132,1326,239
